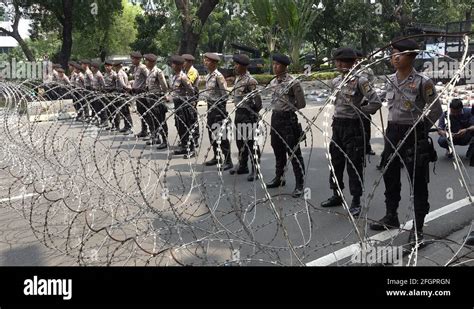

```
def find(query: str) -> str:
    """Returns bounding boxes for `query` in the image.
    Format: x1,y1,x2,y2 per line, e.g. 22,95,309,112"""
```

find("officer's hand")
454,129,467,138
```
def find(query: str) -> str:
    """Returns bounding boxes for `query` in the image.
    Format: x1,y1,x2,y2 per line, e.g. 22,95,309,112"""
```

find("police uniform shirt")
205,69,227,102
131,64,149,91
116,69,129,92
84,68,94,89
269,73,306,112
438,108,474,133
71,72,85,88
170,71,194,98
104,70,117,92
384,70,443,126
91,70,105,91
57,74,71,86
146,67,168,93
232,71,261,109
332,74,382,119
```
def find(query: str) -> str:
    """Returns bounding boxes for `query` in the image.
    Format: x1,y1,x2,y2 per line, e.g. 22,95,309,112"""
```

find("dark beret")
90,61,101,69
68,61,77,67
113,60,123,66
104,60,114,66
80,59,91,65
272,53,291,66
333,48,357,61
130,51,143,59
354,50,365,58
233,54,250,66
204,52,221,62
182,54,195,61
73,62,83,71
53,63,62,69
144,53,157,62
391,37,420,54
170,55,185,65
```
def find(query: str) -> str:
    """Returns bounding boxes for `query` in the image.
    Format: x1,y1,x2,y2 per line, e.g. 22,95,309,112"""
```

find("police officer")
229,54,262,182
144,53,169,149
114,60,134,135
202,52,233,171
182,54,201,147
80,59,94,121
265,54,306,198
103,60,119,130
321,48,382,216
355,50,377,156
90,61,108,127
129,51,150,138
369,38,443,246
168,55,196,158
70,62,87,121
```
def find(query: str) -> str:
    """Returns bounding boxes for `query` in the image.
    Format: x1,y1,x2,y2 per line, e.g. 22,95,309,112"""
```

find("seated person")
437,98,473,160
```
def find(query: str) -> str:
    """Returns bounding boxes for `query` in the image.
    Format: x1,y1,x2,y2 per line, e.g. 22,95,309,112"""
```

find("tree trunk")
13,32,35,61
175,0,219,56
58,0,73,69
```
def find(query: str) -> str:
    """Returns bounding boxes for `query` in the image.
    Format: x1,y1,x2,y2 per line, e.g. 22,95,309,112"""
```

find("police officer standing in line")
369,38,443,246
103,60,119,131
265,54,306,198
113,60,134,135
355,50,377,156
229,54,263,182
144,53,169,149
81,59,94,121
167,55,196,158
55,68,70,85
70,62,86,121
320,48,382,217
90,61,108,128
128,51,150,138
182,54,201,147
202,52,233,171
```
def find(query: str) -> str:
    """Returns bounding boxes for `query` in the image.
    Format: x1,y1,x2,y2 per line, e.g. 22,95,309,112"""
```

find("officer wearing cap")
355,49,377,156
370,38,443,247
113,60,133,135
229,54,263,182
320,47,382,217
129,51,150,138
168,55,196,158
70,62,87,121
265,53,306,198
55,68,70,85
90,61,108,128
182,53,200,146
144,53,169,149
103,60,119,130
202,52,233,171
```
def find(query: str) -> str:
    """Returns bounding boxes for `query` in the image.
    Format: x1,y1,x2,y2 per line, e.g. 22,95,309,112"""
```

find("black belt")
332,117,362,125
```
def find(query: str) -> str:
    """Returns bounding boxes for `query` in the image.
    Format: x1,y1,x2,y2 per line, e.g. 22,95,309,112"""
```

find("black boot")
266,174,286,188
349,196,362,217
370,213,400,231
204,157,219,166
221,157,234,172
292,179,305,198
247,165,259,182
321,191,343,208
408,227,424,248
156,135,168,150
229,163,249,175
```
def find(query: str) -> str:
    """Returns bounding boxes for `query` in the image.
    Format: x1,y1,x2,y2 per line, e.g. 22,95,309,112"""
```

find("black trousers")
207,102,231,161
383,122,431,226
189,97,200,143
116,92,133,129
174,98,197,149
147,93,168,141
270,111,305,183
105,93,120,128
134,90,149,133
329,118,365,198
74,90,91,119
235,108,260,168
90,94,108,123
